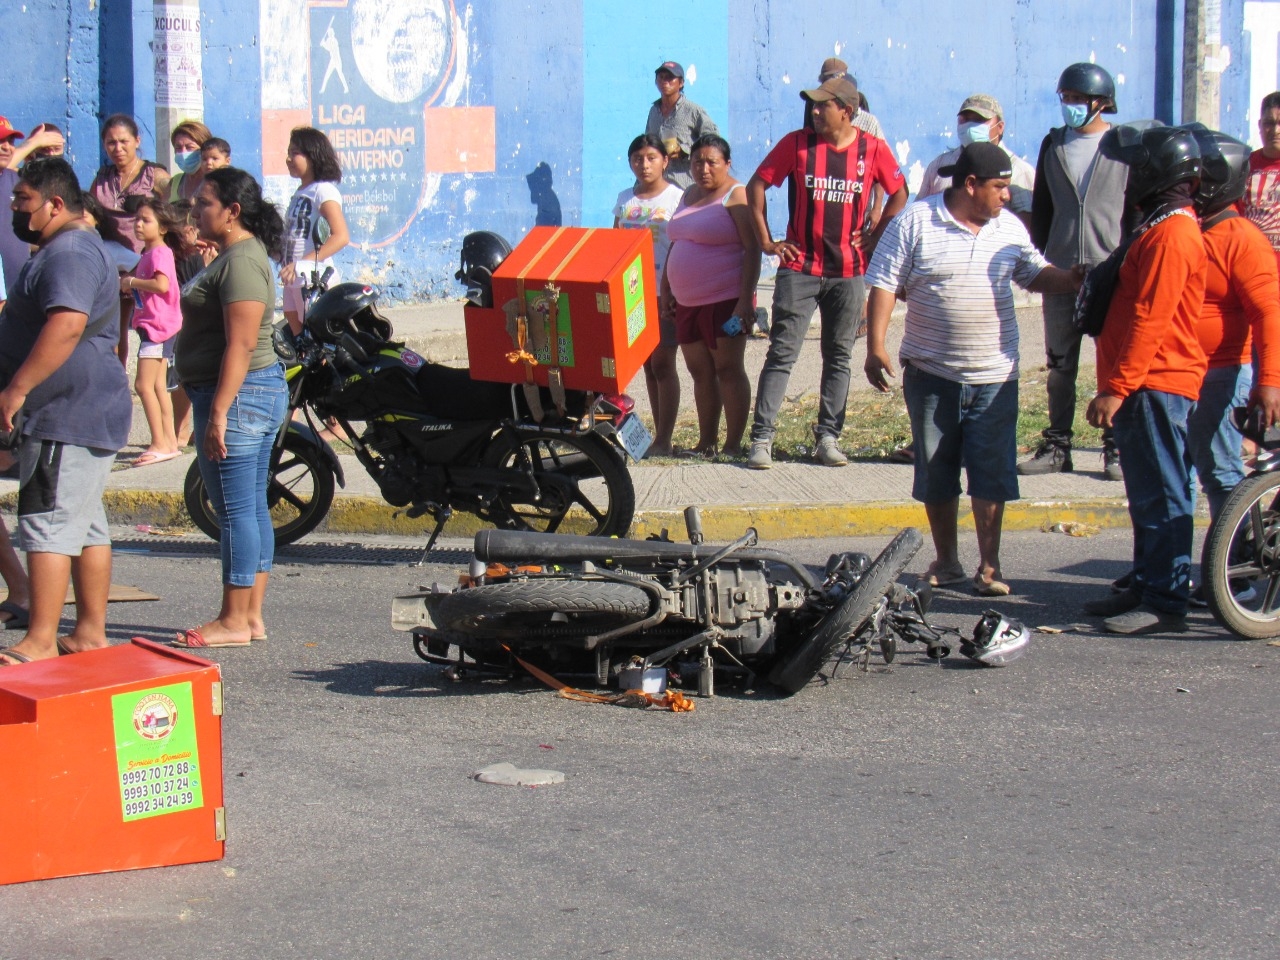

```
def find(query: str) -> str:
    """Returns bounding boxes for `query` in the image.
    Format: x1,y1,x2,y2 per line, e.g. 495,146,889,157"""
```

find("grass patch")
659,368,1105,463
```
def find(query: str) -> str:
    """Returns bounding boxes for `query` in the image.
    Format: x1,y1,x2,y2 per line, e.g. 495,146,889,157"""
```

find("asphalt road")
1,526,1276,960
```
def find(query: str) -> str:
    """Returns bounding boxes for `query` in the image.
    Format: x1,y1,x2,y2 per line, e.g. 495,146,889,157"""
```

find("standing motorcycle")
184,274,646,553
1201,410,1280,638
392,508,1030,697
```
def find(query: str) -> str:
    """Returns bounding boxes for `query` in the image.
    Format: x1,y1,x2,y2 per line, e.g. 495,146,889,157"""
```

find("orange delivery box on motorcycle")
463,226,659,395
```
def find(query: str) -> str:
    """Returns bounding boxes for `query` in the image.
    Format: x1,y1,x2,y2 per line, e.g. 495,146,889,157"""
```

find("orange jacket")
1098,209,1207,401
1200,215,1280,387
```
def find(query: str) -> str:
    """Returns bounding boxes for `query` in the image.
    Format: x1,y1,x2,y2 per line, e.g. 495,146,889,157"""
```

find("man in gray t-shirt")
0,158,132,666
1021,62,1133,481
645,60,719,190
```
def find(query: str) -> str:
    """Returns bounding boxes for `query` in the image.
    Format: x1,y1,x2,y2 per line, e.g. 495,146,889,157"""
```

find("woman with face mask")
167,120,213,203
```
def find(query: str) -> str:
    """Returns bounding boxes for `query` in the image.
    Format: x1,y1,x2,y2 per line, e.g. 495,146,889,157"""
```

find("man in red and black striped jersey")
745,76,908,469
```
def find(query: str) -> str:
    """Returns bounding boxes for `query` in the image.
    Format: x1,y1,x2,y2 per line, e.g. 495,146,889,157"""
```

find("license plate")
615,413,652,462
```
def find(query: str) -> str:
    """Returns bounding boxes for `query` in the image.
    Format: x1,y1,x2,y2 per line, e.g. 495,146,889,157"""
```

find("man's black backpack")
1071,206,1196,338
1071,234,1136,338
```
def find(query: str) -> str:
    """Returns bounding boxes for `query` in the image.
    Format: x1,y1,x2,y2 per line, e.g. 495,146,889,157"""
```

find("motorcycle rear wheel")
184,432,336,547
768,527,923,695
481,430,634,537
1202,470,1280,639
433,580,651,640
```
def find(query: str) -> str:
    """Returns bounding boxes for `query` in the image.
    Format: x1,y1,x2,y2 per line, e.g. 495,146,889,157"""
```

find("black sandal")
0,599,29,631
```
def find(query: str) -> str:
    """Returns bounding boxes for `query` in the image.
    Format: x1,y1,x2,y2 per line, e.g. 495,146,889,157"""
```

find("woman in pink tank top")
662,134,761,456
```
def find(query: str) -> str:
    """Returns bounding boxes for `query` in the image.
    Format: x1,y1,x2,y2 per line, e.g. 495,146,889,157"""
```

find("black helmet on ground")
305,282,393,345
1057,62,1118,113
1179,122,1251,218
1099,121,1201,207
456,230,513,308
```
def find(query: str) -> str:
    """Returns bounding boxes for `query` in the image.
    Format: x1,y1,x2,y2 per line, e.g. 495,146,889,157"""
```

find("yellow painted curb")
629,498,1142,542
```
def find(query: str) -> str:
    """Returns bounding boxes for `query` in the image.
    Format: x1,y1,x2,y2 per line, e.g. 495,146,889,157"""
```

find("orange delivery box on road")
0,639,225,884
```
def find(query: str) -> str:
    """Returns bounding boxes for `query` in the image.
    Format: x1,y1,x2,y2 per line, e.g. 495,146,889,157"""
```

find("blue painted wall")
2,0,1266,301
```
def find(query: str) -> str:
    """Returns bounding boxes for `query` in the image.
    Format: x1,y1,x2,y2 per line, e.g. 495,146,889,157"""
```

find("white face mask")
958,121,993,145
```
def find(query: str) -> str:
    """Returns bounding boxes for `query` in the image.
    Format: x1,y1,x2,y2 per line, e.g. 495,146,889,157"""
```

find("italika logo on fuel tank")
132,693,179,741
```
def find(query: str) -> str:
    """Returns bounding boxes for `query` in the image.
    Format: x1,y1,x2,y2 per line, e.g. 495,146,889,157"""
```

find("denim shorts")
903,363,1019,504
137,334,176,361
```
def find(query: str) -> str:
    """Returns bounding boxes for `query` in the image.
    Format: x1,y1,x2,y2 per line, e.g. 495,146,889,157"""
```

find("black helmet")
455,230,512,308
1180,122,1251,217
1099,121,1201,206
1057,62,1118,113
305,282,393,344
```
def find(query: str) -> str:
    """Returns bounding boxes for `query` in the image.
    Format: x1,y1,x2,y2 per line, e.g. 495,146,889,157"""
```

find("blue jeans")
1187,363,1251,521
903,364,1019,504
1112,388,1196,615
186,364,289,587
751,271,865,442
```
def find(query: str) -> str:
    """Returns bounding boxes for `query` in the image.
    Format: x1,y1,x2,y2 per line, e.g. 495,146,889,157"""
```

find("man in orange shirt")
1183,127,1280,518
1083,124,1207,634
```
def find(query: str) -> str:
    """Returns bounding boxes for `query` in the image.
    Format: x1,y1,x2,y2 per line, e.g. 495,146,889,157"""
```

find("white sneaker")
747,440,773,470
813,435,848,467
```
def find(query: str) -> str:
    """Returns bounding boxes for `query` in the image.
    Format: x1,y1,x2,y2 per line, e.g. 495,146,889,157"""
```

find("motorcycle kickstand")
412,507,453,567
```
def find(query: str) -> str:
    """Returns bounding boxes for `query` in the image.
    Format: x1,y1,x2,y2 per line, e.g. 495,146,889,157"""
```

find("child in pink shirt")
122,197,185,466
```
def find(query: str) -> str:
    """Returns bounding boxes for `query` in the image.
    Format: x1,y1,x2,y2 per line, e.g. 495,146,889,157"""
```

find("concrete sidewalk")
0,443,1140,545
80,286,1143,542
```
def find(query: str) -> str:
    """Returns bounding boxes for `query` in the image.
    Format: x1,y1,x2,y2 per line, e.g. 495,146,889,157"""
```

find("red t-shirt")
755,129,905,278
1241,150,1280,270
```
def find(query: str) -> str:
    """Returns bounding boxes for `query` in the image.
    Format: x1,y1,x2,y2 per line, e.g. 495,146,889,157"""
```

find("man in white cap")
917,94,1036,229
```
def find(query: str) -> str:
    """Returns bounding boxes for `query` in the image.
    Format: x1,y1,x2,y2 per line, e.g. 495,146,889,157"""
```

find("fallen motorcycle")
184,274,646,554
392,508,1030,696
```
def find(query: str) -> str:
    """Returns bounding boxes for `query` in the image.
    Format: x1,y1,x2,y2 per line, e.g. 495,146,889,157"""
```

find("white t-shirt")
917,142,1037,214
613,183,684,275
866,194,1049,384
284,180,343,278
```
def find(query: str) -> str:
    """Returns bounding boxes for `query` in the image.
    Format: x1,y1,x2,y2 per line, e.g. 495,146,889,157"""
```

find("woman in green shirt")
173,167,289,649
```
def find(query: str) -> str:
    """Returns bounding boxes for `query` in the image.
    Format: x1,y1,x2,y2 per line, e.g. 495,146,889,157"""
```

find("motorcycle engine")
706,563,805,656
360,423,444,507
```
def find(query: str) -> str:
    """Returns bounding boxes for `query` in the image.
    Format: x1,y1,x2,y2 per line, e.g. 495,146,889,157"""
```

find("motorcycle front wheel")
481,430,635,537
1202,470,1280,639
433,579,651,640
768,527,923,695
183,431,336,547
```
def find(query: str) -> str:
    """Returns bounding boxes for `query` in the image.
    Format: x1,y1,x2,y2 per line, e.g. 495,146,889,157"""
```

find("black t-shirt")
0,226,132,450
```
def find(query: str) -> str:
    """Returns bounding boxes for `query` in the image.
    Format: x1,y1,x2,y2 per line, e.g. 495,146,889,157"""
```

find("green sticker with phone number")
112,681,204,821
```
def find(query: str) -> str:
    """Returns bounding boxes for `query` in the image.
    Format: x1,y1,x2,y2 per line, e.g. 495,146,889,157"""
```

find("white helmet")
962,611,1029,666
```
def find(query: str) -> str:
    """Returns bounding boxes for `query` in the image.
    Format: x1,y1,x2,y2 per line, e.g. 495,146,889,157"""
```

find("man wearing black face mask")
0,158,131,666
